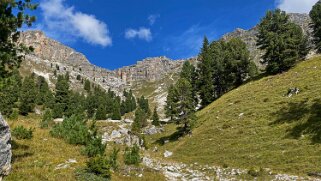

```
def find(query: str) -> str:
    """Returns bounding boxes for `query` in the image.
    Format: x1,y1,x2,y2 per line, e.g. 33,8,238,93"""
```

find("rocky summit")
0,115,11,178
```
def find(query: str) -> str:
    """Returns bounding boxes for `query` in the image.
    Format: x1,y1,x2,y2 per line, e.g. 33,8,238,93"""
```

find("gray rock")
144,125,158,135
0,114,11,177
164,150,173,158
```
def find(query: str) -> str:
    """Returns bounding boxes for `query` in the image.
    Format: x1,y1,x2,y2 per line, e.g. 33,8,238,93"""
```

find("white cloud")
39,0,112,47
148,14,160,25
277,0,318,13
125,27,152,42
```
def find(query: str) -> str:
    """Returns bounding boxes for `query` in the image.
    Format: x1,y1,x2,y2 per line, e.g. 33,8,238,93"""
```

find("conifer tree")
53,74,70,118
84,79,91,92
0,1,37,79
19,76,37,115
132,107,147,133
111,101,121,120
198,37,214,106
173,78,196,134
310,1,321,52
165,85,178,122
96,104,107,120
257,9,308,74
152,106,160,126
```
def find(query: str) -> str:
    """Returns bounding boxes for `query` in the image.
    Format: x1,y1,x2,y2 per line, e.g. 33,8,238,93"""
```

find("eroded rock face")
115,56,187,84
0,114,11,177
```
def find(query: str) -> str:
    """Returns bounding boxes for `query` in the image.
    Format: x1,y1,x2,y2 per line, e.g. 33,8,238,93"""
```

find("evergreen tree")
257,9,308,74
165,85,178,122
132,107,147,133
35,76,51,105
96,105,107,120
111,100,121,120
173,78,196,134
180,61,198,107
198,37,214,106
0,1,36,115
53,74,70,118
152,107,160,126
0,1,37,79
310,1,321,52
138,96,151,116
84,79,91,92
19,76,37,115
0,71,22,116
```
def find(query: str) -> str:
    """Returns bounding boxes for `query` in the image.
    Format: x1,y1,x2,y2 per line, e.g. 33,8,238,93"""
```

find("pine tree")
19,76,37,115
138,96,151,116
257,9,308,74
152,107,160,126
53,75,70,118
0,1,37,79
174,78,196,134
84,79,91,92
165,85,178,122
132,107,147,133
111,101,121,120
198,37,214,106
96,105,107,120
310,1,321,52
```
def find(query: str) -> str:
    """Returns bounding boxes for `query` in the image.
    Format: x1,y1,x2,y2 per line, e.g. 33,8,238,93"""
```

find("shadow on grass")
155,127,186,145
11,140,34,163
272,99,321,143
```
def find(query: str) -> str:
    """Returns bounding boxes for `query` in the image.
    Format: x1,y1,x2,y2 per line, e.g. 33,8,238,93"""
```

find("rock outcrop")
19,31,125,94
115,56,187,85
0,114,11,178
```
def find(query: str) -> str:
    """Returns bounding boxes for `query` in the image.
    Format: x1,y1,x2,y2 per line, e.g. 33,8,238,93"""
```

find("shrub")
108,148,120,170
124,144,141,165
83,136,106,157
50,114,90,145
12,126,33,140
40,109,53,128
9,109,19,120
86,156,111,179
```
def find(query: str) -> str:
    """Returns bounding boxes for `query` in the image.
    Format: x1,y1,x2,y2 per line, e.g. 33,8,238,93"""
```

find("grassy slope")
149,56,321,176
4,116,165,181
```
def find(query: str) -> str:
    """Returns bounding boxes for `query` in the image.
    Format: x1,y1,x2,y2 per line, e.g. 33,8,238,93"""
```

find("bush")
9,109,19,120
108,148,120,170
86,156,111,179
12,126,33,140
83,136,106,157
50,114,90,145
124,144,141,165
40,109,53,128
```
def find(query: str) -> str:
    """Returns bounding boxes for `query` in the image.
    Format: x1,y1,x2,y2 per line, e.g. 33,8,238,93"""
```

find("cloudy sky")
26,0,319,69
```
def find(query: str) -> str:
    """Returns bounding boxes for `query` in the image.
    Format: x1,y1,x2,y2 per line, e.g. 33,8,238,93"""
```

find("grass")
146,56,321,177
5,114,87,181
4,114,165,181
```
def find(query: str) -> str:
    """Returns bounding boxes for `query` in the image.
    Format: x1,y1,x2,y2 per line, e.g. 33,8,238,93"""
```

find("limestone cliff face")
19,31,125,93
114,56,186,84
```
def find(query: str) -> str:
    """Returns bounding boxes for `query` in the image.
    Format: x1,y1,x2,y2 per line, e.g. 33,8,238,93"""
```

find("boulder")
0,114,12,177
164,150,173,158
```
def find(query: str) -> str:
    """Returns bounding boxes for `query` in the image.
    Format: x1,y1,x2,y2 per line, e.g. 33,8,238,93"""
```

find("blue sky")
26,0,318,70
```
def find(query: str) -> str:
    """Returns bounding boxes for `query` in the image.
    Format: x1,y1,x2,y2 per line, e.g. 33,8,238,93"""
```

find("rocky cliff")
0,115,11,179
19,31,125,93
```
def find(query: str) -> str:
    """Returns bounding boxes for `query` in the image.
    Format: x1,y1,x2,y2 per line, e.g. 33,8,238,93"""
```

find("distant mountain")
18,13,314,114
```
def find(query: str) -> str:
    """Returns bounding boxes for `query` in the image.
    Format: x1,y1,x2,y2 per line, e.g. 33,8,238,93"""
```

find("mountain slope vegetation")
150,55,321,176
